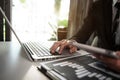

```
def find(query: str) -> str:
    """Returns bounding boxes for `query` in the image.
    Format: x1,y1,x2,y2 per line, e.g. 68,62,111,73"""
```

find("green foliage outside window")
20,0,26,3
57,19,68,28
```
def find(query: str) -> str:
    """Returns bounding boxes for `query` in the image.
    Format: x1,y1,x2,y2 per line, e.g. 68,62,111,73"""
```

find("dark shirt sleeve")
70,2,96,44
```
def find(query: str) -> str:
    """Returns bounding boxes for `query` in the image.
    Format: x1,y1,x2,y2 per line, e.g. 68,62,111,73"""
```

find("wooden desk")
0,42,49,80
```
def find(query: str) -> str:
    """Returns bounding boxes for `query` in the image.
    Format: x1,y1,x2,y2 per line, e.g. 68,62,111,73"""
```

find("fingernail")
59,51,62,54
51,50,54,53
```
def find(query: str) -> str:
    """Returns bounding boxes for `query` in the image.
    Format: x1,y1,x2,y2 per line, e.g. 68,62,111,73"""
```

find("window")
12,0,70,42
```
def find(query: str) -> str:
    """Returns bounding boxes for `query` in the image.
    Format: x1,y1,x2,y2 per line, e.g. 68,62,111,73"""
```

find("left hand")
93,51,120,73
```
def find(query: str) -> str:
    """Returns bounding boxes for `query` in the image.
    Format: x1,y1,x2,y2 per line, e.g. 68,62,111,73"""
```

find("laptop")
0,7,81,61
38,51,120,80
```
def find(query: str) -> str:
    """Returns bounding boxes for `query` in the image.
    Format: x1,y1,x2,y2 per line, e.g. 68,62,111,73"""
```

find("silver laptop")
0,7,80,61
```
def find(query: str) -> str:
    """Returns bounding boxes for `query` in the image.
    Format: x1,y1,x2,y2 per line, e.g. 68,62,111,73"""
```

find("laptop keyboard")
23,42,52,57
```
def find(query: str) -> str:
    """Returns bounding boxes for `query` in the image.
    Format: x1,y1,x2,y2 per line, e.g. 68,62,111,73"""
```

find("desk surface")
0,42,49,80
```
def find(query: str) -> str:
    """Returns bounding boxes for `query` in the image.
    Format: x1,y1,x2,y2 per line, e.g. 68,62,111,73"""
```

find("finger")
104,63,120,72
116,51,120,56
93,54,116,64
50,41,61,54
98,55,117,65
107,58,120,69
58,40,68,54
70,46,77,53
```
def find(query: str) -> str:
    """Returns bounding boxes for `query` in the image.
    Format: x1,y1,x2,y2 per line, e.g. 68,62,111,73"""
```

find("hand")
50,39,77,54
93,51,120,72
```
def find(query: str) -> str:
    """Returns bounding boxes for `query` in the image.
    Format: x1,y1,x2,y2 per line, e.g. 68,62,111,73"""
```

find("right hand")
50,39,78,54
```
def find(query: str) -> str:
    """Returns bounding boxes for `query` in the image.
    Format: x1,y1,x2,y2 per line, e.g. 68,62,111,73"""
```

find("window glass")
12,0,70,42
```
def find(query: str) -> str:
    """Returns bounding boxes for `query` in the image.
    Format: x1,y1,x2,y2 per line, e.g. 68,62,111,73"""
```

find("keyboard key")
88,72,97,78
77,72,91,79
